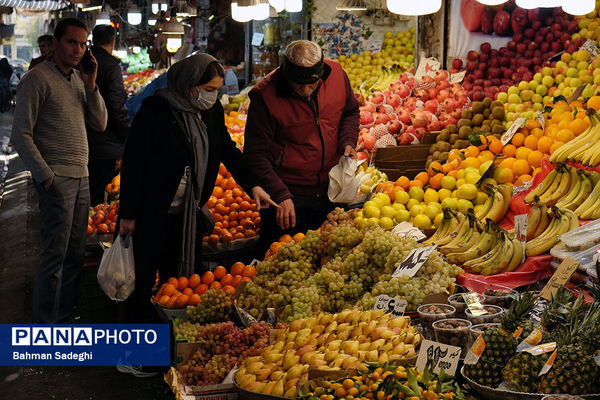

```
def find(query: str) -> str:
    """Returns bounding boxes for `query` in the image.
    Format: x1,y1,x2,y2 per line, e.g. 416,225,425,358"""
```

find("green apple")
465,172,481,185
441,176,456,190
392,202,406,211
406,198,420,211
533,72,543,82
508,94,522,104
374,192,391,206
433,212,444,227
507,86,520,96
379,216,395,229
528,80,539,91
424,204,439,221
438,188,452,201
423,188,439,203
440,197,458,211
496,92,508,103
408,186,424,201
380,205,396,219
395,209,410,223
518,81,529,91
410,204,425,217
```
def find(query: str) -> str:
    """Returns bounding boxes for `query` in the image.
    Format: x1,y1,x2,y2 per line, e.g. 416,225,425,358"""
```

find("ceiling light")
252,0,271,20
386,0,442,15
336,0,368,11
161,18,185,35
148,15,157,26
268,0,284,12
82,5,102,12
562,0,595,15
515,0,562,8
96,10,110,25
127,4,142,25
166,37,182,53
231,0,258,22
152,0,167,14
285,0,302,12
475,0,508,4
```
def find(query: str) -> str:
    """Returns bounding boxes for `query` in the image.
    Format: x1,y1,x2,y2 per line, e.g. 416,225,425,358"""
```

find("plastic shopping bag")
328,156,359,203
97,235,135,301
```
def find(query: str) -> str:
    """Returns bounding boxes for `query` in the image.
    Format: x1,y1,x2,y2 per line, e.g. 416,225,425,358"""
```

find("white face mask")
192,89,218,110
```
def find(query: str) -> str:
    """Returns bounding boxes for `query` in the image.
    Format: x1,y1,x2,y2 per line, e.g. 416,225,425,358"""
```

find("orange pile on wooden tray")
153,263,257,308
204,164,261,244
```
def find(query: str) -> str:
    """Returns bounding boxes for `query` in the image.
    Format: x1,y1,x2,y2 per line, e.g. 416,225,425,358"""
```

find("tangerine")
166,296,178,308
515,174,533,186
212,186,224,198
512,159,531,176
231,275,243,288
511,132,526,147
549,141,565,154
499,157,516,170
527,150,544,168
222,285,236,295
461,157,480,169
395,176,410,189
175,295,189,308
488,139,503,155
409,179,424,189
189,294,202,306
429,173,444,190
194,283,209,295
464,146,479,158
537,136,554,154
587,95,600,111
241,277,251,282
525,120,540,131
242,265,256,279
556,128,575,143
570,118,588,136
515,147,533,161
231,262,245,276
415,172,429,185
202,271,215,285
158,295,170,306
213,266,227,280
524,135,538,150
221,273,234,286
293,232,305,242
183,287,193,296
210,281,222,290
177,276,189,290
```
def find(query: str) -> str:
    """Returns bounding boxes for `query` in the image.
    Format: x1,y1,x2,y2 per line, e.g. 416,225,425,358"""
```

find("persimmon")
194,283,209,295
221,274,233,286
183,287,193,296
210,281,222,290
231,275,243,288
202,271,215,285
213,266,227,280
231,262,245,276
167,277,179,287
177,276,188,290
242,265,256,279
175,295,189,307
222,285,235,295
188,274,201,288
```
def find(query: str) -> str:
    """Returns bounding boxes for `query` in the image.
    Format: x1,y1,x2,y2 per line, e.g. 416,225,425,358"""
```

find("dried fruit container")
417,303,456,339
465,304,505,325
483,288,517,308
433,318,471,357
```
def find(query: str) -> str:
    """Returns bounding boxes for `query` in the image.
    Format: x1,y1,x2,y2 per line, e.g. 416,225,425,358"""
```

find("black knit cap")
281,54,324,84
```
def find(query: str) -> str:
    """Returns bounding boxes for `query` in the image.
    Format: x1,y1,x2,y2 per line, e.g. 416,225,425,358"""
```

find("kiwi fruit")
483,97,493,109
483,109,491,119
438,142,451,152
461,109,473,120
458,125,472,138
491,106,505,121
429,143,437,154
482,119,491,127
439,151,449,163
471,101,484,114
472,114,484,126
480,125,491,134
492,125,504,134
490,120,502,128
446,124,457,134
457,118,472,128
433,150,441,160
455,139,470,148
438,131,450,143
490,100,503,109
449,134,459,144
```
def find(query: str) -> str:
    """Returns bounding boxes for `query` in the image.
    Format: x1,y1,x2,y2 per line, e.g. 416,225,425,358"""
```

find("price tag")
594,353,600,366
234,306,257,327
416,339,462,376
535,111,546,131
392,221,426,241
251,32,264,46
462,292,487,316
464,334,485,365
514,213,528,263
516,329,543,352
512,179,533,196
367,39,383,53
415,57,440,79
448,70,466,84
501,117,527,145
582,39,599,57
392,245,437,278
539,348,558,376
373,294,407,317
523,342,556,356
540,258,580,301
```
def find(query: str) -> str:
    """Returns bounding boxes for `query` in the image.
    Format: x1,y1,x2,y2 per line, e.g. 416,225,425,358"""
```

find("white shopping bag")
97,235,135,301
328,156,359,203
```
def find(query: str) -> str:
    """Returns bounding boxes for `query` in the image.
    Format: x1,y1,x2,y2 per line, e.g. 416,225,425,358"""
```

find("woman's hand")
251,186,279,210
119,219,135,236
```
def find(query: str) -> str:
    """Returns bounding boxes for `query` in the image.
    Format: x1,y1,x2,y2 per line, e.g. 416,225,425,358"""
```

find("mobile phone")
80,49,95,74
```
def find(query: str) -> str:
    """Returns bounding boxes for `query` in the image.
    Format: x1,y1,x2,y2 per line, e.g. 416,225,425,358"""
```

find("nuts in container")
433,318,472,357
417,303,456,339
465,304,505,325
483,288,516,308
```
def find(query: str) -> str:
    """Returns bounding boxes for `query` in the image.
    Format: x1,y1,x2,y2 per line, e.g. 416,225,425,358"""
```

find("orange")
499,157,516,170
213,266,227,280
524,135,538,150
188,273,201,289
202,271,215,285
503,144,517,157
163,283,177,297
587,95,600,111
515,147,533,161
461,157,480,169
515,174,533,186
429,173,444,190
175,295,189,308
448,149,462,162
177,276,189,290
511,132,525,147
488,139,503,155
494,167,514,184
428,161,443,176
525,119,540,131
222,285,236,295
158,295,170,306
549,141,565,154
527,150,544,168
212,186,224,198
167,277,179,287
242,265,256,279
409,180,424,189
183,287,193,296
231,275,243,288
464,146,480,158
395,176,410,189
293,232,305,242
231,262,245,276
415,172,429,186
530,128,544,138
241,277,251,282
512,159,531,176
556,128,575,143
270,242,283,253
537,136,554,154
221,273,234,286
478,150,495,163
194,283,209,295
279,234,293,243
189,294,202,306
210,281,222,290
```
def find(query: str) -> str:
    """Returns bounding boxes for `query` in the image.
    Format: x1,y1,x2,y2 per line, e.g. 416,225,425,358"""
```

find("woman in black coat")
118,54,275,323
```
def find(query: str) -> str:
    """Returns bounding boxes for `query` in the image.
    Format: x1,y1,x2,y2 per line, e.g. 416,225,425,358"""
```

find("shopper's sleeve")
105,63,131,141
85,86,108,132
337,70,360,154
215,102,259,194
243,93,292,203
10,74,54,184
118,100,150,220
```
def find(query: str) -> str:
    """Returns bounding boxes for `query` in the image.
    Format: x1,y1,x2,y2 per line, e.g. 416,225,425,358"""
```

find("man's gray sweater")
11,59,108,183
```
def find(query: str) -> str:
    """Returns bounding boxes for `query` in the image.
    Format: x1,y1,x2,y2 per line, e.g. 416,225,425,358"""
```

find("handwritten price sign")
373,295,407,317
416,339,462,376
392,245,437,278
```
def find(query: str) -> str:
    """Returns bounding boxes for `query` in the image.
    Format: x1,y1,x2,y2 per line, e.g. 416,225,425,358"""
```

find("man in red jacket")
245,40,359,252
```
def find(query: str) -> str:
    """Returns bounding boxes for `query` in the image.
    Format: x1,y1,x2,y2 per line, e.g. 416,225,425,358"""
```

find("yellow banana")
549,120,596,163
480,233,514,275
464,230,504,272
567,123,600,163
525,208,570,256
501,237,524,273
558,170,591,210
435,212,467,246
541,164,576,206
484,184,511,222
445,223,494,265
474,194,494,220
537,166,566,205
533,200,550,238
560,208,580,231
525,200,541,241
574,178,600,218
423,208,454,245
524,168,559,203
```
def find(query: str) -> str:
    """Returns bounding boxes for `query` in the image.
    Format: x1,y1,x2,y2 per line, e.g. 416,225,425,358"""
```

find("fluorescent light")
515,0,562,8
96,11,110,25
113,49,127,59
82,5,102,12
148,15,157,25
285,0,302,12
336,0,368,11
252,0,270,20
475,0,508,4
231,1,254,22
386,0,441,15
562,0,595,15
132,46,141,54
127,4,142,25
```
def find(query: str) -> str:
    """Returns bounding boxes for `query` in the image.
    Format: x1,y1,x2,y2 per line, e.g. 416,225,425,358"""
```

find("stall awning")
0,0,68,10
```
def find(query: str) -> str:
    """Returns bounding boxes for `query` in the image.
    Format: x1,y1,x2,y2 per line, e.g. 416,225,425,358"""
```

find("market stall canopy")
0,0,68,10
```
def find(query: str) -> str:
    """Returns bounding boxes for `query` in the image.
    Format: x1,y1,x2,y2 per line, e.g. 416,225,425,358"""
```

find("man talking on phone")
11,18,108,323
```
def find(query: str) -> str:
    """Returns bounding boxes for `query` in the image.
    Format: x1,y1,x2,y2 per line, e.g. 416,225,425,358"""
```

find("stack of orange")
87,202,118,235
105,174,120,197
224,110,246,149
204,164,261,244
265,232,306,259
154,263,257,308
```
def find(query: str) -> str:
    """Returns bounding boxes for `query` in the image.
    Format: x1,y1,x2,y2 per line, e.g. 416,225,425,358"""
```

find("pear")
286,364,304,380
300,350,318,364
245,356,262,364
390,316,409,329
378,352,389,363
250,382,266,392
359,342,371,351
272,378,285,396
327,340,342,351
405,347,416,358
336,329,351,341
316,334,328,346
372,309,385,319
357,350,367,361
359,310,372,322
392,343,406,355
330,355,346,368
369,338,385,351
336,322,350,331
412,333,422,346
350,326,362,338
363,320,378,336
246,361,264,374
282,353,299,370
324,349,339,363
284,341,296,351
256,368,272,382
342,340,359,355
312,324,325,335
264,352,283,364
286,331,297,342
296,344,314,357
357,334,368,343
308,332,319,346
310,358,328,369
236,373,256,388
348,360,366,370
342,356,359,369
345,309,361,324
366,350,379,362
324,321,337,333
289,319,304,331
261,381,276,395
381,342,394,353
295,329,311,347
284,377,299,392
272,341,285,352
302,317,317,329
317,313,334,325
336,310,351,321
270,370,285,381
277,329,287,341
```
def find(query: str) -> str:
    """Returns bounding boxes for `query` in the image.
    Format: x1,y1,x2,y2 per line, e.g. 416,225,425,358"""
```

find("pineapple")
464,292,537,387
503,351,551,392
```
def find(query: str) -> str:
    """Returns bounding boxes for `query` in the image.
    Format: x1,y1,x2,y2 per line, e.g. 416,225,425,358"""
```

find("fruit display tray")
460,366,600,400
150,298,188,322
234,374,286,400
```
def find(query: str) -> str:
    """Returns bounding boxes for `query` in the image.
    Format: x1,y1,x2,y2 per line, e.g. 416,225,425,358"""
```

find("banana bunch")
424,209,481,250
522,196,551,241
525,206,579,256
524,163,596,208
571,174,600,219
369,66,403,94
549,110,600,166
474,184,512,222
442,219,523,275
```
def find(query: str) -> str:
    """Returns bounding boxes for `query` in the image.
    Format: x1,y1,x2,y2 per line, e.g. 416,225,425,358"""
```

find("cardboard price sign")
392,245,437,278
448,71,466,84
373,294,407,317
367,39,383,53
582,39,599,57
416,339,462,376
501,117,527,145
415,57,440,79
392,221,426,241
540,258,580,301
